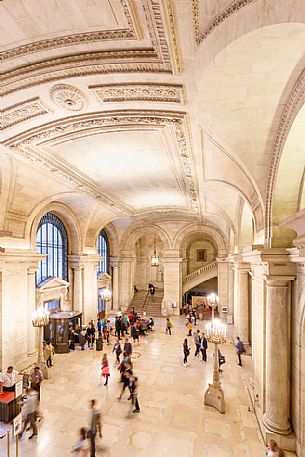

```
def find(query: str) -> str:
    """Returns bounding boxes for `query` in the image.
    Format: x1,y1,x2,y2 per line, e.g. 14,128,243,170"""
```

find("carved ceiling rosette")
50,84,87,111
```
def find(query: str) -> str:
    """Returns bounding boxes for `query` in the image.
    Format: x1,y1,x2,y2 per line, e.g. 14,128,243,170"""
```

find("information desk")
0,392,21,424
48,311,82,354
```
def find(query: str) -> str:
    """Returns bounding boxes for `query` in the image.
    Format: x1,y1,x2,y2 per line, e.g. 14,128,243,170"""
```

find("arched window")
36,212,68,284
97,230,110,275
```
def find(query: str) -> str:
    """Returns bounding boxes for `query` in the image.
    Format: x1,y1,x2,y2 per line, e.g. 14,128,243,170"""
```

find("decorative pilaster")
27,267,37,358
263,277,294,436
162,250,182,316
233,260,250,343
110,256,120,312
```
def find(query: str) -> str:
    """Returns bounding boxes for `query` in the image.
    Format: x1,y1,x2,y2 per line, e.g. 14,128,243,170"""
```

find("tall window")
97,230,110,275
36,212,68,284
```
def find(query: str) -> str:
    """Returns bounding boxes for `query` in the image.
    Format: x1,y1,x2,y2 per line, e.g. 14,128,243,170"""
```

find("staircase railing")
142,291,150,314
184,261,217,283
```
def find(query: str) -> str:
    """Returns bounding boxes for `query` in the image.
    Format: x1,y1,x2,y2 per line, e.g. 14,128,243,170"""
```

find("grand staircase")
128,289,164,317
182,261,218,294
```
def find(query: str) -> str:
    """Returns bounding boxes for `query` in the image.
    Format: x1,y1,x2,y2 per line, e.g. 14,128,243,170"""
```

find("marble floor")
0,318,296,456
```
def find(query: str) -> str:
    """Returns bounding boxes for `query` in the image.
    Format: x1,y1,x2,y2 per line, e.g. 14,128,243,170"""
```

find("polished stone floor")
0,317,296,456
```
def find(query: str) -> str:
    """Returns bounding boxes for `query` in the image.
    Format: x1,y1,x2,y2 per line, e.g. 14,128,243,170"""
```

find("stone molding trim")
1,98,49,130
162,0,182,75
1,0,137,62
50,84,87,111
5,110,199,215
264,70,305,246
2,0,173,96
90,83,184,103
193,0,256,45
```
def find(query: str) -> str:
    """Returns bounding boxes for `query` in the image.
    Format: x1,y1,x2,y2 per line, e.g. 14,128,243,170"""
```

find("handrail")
142,291,150,313
184,260,217,283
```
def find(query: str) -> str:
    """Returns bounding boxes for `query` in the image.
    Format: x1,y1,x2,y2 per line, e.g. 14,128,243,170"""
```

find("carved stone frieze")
5,111,199,214
162,0,182,75
1,98,49,130
193,0,255,44
90,84,184,103
50,84,87,111
2,0,173,96
1,0,136,62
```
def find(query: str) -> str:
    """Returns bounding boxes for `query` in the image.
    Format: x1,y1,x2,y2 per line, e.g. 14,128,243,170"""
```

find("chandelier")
32,308,50,327
100,287,112,302
151,234,159,267
205,318,226,344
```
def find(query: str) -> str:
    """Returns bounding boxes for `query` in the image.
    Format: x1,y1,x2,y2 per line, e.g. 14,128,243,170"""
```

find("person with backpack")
235,336,245,366
165,318,173,335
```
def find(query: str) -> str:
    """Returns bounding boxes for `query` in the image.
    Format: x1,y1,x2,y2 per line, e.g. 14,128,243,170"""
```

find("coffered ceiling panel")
50,129,189,211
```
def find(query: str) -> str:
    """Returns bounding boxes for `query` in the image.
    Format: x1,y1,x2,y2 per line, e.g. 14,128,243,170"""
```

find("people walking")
112,339,122,363
165,318,173,335
235,336,245,366
79,328,86,351
266,439,285,457
131,323,140,345
130,375,140,413
43,341,54,367
88,399,102,457
30,366,43,399
101,354,110,386
86,323,95,349
183,338,190,366
71,427,90,456
186,320,193,336
200,332,208,362
123,338,132,357
18,388,39,440
193,329,201,357
118,364,133,400
115,316,122,340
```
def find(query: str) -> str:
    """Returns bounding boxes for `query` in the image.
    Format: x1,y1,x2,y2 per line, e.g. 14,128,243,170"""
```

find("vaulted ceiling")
1,0,305,249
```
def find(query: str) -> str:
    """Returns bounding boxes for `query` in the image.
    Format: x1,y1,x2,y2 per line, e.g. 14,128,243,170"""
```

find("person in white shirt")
3,366,22,392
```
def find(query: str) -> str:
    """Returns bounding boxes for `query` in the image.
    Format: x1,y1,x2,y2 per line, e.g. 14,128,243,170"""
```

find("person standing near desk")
0,370,3,393
2,366,22,392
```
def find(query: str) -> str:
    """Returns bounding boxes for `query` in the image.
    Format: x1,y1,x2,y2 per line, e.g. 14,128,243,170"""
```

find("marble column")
263,277,293,435
228,264,234,319
110,257,119,312
234,262,250,343
27,267,37,358
162,251,182,316
72,266,83,312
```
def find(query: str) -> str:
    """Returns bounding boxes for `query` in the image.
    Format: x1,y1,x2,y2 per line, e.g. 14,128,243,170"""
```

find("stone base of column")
204,383,225,414
260,414,295,452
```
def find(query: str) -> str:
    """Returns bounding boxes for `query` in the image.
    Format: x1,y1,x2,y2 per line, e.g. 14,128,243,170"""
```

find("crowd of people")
0,309,285,457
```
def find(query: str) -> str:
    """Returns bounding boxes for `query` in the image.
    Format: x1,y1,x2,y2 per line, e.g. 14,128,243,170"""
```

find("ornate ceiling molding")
2,0,173,96
5,110,199,215
1,0,137,62
162,0,182,75
193,0,255,45
264,70,305,245
90,83,184,104
1,98,49,130
50,84,87,111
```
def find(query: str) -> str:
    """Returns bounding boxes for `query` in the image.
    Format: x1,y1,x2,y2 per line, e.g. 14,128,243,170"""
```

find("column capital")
68,254,100,269
0,250,45,271
264,275,295,287
109,256,120,268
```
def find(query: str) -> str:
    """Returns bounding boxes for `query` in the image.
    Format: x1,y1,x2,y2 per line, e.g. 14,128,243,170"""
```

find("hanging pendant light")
151,234,159,267
100,287,112,302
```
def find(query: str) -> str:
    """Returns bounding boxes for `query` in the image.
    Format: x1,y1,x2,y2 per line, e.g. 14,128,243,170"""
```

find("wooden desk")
0,392,21,423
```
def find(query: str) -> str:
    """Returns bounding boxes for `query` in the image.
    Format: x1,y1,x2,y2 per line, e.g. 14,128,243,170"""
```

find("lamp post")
32,308,49,379
204,318,226,413
207,292,219,319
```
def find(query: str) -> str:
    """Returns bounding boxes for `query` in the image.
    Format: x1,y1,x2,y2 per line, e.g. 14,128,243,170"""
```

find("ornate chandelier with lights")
150,234,159,267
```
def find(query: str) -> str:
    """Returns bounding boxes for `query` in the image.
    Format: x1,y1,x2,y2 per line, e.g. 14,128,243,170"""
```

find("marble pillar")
162,251,182,316
263,277,293,435
234,262,250,343
228,263,234,321
72,266,83,312
27,267,37,358
110,257,119,312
